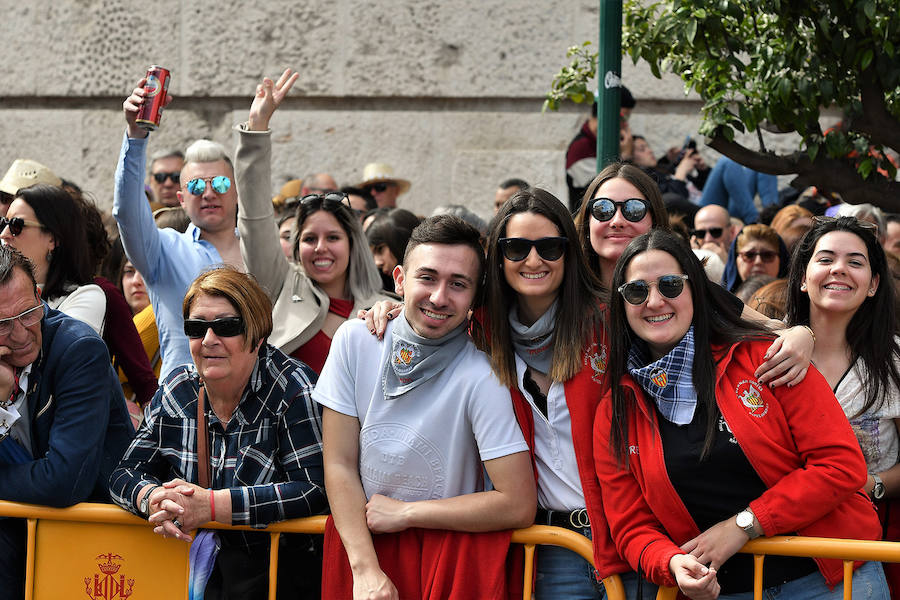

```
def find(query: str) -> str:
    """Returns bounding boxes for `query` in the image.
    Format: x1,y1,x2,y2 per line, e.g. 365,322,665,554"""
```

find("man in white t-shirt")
314,214,535,599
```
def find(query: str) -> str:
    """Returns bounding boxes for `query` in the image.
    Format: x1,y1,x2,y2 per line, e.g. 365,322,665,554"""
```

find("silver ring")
173,519,182,529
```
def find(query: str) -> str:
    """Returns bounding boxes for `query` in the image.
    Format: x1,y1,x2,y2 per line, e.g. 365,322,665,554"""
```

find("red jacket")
592,339,880,589
510,328,631,578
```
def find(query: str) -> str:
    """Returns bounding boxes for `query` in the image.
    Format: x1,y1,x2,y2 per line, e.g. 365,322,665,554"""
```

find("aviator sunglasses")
0,216,44,237
618,274,689,305
152,171,180,184
498,237,568,262
185,175,232,196
183,317,245,339
590,198,650,223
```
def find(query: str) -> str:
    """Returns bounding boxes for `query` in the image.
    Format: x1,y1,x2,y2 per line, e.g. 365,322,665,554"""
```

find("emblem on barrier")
84,553,134,599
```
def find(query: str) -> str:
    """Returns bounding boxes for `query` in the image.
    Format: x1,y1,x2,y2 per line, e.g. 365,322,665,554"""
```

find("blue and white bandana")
627,326,698,425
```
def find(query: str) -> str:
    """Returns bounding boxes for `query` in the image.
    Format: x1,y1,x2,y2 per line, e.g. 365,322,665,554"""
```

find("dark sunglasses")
590,198,650,223
498,237,567,262
618,274,689,305
300,192,349,211
366,183,393,193
185,175,232,196
183,317,245,339
0,216,44,237
738,250,778,263
691,227,724,239
152,171,181,184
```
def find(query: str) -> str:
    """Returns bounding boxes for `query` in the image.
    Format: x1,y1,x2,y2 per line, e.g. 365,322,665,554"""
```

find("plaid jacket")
109,344,326,538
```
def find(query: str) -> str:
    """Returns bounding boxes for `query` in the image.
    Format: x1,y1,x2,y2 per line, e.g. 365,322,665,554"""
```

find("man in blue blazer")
0,246,133,599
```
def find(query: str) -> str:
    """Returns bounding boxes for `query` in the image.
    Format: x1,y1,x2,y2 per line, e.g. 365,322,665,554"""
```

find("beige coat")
235,126,386,355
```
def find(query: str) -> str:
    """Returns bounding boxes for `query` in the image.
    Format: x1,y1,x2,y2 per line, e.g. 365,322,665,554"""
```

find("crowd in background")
0,70,898,600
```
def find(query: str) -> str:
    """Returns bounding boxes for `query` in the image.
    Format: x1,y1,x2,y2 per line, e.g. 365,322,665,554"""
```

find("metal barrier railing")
2,500,898,600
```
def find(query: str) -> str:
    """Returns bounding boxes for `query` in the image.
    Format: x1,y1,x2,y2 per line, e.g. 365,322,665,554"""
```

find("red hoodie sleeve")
592,391,681,587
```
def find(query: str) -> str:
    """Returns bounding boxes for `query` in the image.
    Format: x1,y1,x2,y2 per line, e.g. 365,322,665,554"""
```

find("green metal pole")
597,0,623,170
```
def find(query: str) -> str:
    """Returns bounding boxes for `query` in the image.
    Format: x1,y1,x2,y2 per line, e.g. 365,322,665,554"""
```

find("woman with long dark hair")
482,187,655,598
0,184,105,333
785,216,900,594
594,229,887,599
574,163,811,387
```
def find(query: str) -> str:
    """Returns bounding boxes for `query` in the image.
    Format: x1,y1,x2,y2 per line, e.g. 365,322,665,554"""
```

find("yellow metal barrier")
5,500,895,600
0,501,609,600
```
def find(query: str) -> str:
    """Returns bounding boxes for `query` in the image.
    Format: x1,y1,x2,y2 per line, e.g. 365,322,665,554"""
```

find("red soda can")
135,65,171,131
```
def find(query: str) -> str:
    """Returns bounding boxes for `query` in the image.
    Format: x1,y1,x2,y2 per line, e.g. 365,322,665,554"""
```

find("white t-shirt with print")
835,355,900,473
314,318,528,502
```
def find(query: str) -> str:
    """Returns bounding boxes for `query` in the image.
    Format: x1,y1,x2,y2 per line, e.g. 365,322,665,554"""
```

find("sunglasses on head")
367,183,393,193
738,250,778,263
691,227,724,239
590,198,650,223
183,317,245,339
300,192,349,212
152,171,180,184
498,237,567,262
185,175,232,196
0,216,43,237
618,274,689,305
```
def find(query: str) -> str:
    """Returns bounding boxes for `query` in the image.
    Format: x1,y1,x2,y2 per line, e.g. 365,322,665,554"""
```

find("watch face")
736,511,752,527
874,484,886,499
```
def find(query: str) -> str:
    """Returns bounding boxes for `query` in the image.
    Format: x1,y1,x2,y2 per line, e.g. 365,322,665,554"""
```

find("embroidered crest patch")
392,341,419,375
584,342,608,383
736,380,768,418
650,366,668,388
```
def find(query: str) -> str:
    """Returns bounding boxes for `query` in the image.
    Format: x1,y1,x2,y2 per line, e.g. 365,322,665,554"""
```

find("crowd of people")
0,67,898,600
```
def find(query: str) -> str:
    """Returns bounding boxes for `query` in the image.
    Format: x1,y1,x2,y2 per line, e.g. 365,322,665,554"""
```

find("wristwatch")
139,484,161,517
736,508,760,539
872,474,886,501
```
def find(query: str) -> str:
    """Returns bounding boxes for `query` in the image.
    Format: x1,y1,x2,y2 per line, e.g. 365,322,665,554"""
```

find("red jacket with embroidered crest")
509,326,631,579
592,339,880,589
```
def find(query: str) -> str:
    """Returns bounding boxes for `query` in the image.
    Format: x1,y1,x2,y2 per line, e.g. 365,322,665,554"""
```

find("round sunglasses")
183,317,245,339
185,175,232,196
590,198,650,223
618,274,689,305
0,216,44,237
498,237,567,262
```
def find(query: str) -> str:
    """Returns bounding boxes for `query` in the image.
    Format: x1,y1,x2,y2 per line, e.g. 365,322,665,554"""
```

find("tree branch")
708,134,900,212
847,71,900,153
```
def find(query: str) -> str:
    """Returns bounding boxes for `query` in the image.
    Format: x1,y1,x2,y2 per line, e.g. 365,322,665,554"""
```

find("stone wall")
0,0,784,220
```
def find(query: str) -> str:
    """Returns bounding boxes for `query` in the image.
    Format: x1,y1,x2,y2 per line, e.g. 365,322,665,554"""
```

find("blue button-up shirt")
112,133,236,381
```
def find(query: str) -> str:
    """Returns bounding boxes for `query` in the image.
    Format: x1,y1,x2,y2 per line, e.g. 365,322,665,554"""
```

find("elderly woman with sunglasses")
234,70,387,374
109,266,327,600
593,229,888,599
0,184,106,333
721,224,790,293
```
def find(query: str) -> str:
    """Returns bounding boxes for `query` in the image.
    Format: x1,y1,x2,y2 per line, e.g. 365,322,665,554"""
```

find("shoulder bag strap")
196,385,211,489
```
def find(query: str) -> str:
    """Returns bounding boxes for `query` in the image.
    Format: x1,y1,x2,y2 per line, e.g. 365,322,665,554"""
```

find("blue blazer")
0,306,134,506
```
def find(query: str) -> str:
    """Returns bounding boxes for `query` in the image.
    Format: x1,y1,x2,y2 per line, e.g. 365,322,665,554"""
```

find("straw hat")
0,159,62,195
272,179,304,209
355,163,411,195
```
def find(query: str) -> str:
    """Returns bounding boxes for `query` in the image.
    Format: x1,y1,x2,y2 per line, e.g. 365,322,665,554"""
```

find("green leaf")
859,157,874,180
807,142,820,162
864,0,875,20
687,19,698,45
861,49,874,70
